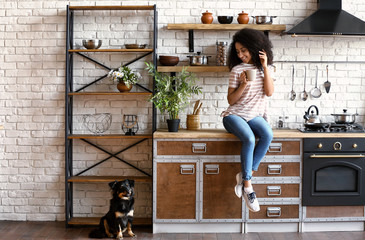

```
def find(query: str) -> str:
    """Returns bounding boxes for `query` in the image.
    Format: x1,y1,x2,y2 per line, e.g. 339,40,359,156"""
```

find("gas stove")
298,123,365,133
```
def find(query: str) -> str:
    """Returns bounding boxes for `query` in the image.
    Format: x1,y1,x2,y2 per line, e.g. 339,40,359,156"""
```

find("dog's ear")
109,180,118,189
128,179,135,188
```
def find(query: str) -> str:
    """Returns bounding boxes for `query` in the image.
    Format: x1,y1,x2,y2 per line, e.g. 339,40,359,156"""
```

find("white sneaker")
243,191,260,212
234,172,243,198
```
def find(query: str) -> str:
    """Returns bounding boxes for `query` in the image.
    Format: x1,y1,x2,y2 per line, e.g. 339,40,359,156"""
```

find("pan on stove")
304,122,330,129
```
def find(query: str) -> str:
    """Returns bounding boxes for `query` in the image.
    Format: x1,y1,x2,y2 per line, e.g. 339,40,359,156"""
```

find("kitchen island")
153,129,365,233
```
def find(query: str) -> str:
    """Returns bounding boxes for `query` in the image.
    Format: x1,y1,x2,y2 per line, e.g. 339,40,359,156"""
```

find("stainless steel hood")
287,0,365,36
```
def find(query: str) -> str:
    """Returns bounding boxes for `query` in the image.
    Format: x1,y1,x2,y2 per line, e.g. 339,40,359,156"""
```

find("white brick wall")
1,0,365,221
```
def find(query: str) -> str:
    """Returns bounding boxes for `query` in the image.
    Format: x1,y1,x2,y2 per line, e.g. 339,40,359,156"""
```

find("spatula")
324,65,331,93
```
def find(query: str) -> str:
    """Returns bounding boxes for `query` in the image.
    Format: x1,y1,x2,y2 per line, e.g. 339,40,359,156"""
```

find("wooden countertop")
154,129,365,139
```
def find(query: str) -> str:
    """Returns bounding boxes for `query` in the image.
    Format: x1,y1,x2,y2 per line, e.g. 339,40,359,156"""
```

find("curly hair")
228,28,273,71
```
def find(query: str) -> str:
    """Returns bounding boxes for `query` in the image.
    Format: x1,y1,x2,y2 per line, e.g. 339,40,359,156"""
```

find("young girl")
221,28,275,212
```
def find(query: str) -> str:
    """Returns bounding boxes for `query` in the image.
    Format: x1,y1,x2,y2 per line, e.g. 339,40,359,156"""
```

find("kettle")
303,105,321,123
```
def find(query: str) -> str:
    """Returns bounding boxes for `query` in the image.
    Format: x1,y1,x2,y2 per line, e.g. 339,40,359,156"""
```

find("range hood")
287,0,365,36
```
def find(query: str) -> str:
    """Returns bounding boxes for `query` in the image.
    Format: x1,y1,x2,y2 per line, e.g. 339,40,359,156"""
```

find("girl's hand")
239,71,249,86
259,49,268,68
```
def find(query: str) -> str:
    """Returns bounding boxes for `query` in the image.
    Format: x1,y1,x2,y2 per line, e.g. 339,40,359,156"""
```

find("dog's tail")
88,228,106,239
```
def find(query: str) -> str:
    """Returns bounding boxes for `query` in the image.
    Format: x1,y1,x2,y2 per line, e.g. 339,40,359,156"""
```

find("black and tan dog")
89,179,136,239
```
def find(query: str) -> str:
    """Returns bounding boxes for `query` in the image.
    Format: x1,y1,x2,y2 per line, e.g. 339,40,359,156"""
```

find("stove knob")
317,143,323,149
353,143,358,149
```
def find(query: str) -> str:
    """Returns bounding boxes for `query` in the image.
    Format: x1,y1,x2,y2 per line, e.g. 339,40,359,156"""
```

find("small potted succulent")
145,62,202,132
108,65,141,92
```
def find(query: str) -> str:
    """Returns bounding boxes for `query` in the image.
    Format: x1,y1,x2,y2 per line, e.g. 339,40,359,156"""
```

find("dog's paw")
127,231,136,237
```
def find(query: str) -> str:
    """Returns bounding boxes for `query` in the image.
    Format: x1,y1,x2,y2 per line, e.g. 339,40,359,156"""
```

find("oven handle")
310,154,365,158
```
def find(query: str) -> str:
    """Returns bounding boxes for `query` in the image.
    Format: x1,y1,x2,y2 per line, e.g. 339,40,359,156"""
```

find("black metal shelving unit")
65,5,157,227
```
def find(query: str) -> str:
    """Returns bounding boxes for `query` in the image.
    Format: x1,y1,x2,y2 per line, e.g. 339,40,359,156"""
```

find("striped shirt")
221,63,274,121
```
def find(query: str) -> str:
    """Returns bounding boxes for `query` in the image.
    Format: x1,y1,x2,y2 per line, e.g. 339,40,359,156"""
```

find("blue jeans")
223,115,273,181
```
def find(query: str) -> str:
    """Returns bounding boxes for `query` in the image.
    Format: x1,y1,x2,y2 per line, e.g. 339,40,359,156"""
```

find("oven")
303,138,365,206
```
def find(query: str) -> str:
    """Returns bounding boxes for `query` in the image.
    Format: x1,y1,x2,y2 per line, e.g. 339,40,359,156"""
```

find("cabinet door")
202,162,242,219
156,163,196,219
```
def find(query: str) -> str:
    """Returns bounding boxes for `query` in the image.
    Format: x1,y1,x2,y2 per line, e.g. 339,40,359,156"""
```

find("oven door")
303,152,365,206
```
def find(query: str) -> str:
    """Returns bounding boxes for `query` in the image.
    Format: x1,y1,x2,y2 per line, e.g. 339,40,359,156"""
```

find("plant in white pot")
145,62,202,132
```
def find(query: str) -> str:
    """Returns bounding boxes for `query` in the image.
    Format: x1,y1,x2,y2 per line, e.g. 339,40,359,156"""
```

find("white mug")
245,69,256,81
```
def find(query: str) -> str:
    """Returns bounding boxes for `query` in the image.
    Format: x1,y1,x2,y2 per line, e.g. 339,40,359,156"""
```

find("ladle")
301,66,308,101
289,65,296,101
310,66,322,98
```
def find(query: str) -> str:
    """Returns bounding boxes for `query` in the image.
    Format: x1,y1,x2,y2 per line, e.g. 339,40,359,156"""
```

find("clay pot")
201,10,213,24
117,82,133,92
237,11,249,24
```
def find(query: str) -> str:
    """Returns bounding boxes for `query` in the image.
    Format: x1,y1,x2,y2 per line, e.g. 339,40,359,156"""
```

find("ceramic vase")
117,82,133,92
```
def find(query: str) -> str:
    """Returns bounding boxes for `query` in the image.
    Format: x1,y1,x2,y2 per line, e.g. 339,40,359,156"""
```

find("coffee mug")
245,69,256,81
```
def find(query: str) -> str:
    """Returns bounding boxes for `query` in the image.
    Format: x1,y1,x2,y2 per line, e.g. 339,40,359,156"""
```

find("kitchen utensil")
82,39,102,49
217,16,233,24
159,55,179,66
251,16,277,24
304,122,330,129
310,66,322,98
324,65,331,93
192,100,200,115
82,113,112,135
301,66,308,101
289,65,296,101
124,44,147,49
303,105,320,123
331,109,358,124
195,102,203,115
187,52,211,66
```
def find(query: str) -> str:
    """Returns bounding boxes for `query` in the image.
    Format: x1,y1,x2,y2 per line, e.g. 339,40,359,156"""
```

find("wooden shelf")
68,176,152,183
157,65,229,73
68,134,153,139
69,6,154,11
68,92,152,96
69,49,153,53
68,217,152,226
167,23,286,32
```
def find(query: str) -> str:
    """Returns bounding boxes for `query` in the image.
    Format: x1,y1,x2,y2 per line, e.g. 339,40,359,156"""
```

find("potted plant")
145,62,202,132
108,65,141,92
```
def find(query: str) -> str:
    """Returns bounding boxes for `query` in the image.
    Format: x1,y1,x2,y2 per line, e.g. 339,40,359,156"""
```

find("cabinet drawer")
249,204,299,220
157,140,300,156
157,141,241,155
254,184,300,198
255,162,300,177
305,206,365,218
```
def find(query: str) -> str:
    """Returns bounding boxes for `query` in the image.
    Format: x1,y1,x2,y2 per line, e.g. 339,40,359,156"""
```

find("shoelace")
247,192,256,203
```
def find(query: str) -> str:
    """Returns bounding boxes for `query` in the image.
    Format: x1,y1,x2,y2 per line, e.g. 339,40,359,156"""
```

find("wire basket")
82,113,112,135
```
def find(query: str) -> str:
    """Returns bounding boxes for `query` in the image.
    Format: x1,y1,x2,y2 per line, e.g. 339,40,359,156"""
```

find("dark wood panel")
254,184,300,198
156,163,196,219
255,162,300,177
157,141,241,155
249,205,299,219
306,206,365,218
203,163,242,219
266,141,301,155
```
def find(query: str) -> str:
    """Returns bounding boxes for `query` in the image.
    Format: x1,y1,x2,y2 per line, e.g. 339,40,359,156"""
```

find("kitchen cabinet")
65,5,157,227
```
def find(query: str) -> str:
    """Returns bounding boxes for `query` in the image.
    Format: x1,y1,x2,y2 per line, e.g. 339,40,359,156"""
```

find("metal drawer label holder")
267,207,281,217
267,164,282,175
192,143,207,153
268,142,282,153
205,164,219,174
267,186,282,196
180,164,195,174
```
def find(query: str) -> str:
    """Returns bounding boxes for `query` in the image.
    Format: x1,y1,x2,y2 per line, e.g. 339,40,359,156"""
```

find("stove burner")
298,123,365,133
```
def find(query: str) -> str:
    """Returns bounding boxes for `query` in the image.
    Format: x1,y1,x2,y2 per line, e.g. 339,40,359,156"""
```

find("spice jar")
201,10,213,24
216,41,228,66
237,11,249,24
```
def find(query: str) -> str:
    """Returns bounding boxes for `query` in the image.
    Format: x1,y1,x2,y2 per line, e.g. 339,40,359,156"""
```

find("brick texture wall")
1,0,365,221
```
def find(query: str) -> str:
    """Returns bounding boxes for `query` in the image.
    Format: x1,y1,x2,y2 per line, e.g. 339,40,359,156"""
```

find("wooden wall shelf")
68,92,152,96
69,6,155,11
69,49,153,53
68,134,153,139
68,176,152,183
167,23,286,32
157,66,229,73
68,217,152,226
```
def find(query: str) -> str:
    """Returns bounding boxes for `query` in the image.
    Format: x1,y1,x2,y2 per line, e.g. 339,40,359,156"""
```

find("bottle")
216,41,228,66
277,116,283,129
201,11,213,24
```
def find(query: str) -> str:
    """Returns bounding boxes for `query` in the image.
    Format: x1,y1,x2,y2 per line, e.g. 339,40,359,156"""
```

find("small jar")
201,10,213,24
237,11,249,24
216,41,228,66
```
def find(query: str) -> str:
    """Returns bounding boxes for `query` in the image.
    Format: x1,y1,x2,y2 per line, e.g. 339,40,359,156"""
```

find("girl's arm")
259,50,274,96
227,71,248,105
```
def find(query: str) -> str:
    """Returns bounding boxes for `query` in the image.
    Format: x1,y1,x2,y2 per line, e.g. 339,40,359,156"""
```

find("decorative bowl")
82,39,102,49
125,44,147,49
217,16,233,24
82,113,112,135
159,56,180,66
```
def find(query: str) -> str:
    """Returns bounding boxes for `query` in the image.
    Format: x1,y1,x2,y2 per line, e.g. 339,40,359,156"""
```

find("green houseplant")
145,62,202,132
108,65,141,92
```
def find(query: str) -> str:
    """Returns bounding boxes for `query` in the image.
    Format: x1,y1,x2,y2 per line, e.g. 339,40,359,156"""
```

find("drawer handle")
267,207,281,217
267,164,282,175
268,143,282,153
205,164,219,174
267,186,282,196
192,143,207,153
180,164,195,175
